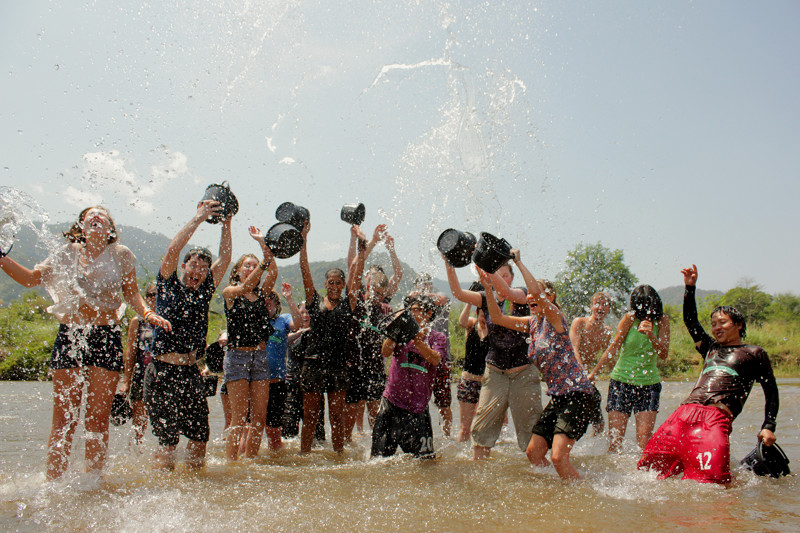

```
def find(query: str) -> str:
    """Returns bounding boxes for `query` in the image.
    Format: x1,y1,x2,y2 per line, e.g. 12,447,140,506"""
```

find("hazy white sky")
2,1,799,294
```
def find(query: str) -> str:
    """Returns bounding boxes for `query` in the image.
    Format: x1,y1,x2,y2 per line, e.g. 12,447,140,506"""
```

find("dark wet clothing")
479,289,530,370
152,270,215,356
303,291,352,370
463,326,488,376
225,294,273,348
682,285,779,432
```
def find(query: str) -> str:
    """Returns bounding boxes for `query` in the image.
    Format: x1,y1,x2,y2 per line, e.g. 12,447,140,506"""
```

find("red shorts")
637,403,733,484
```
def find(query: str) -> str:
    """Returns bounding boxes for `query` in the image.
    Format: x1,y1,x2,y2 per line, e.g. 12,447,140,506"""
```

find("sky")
1,0,799,295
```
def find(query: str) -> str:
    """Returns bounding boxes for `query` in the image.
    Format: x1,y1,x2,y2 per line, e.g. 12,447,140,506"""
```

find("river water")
0,379,797,532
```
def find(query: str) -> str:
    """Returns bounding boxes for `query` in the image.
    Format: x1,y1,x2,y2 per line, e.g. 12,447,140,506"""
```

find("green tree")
767,293,800,323
719,280,772,326
555,242,638,321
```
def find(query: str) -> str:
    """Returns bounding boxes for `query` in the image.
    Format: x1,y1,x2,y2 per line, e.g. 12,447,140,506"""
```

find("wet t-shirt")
528,315,594,397
384,330,447,414
480,290,530,370
682,285,779,431
152,270,215,356
303,291,352,370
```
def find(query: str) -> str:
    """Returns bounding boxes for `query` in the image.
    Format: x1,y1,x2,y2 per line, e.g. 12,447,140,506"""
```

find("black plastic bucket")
382,309,420,346
740,441,791,478
110,393,133,426
265,222,304,259
275,202,310,230
437,228,477,268
472,232,513,273
201,182,239,224
341,203,366,225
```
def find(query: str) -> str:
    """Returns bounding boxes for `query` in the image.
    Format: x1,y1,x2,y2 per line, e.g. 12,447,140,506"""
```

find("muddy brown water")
1,379,798,532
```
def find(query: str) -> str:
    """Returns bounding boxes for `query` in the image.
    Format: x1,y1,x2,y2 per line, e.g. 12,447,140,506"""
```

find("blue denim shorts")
223,348,270,382
606,379,661,415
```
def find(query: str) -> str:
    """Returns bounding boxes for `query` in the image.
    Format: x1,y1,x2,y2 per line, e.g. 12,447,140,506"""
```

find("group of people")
0,196,781,484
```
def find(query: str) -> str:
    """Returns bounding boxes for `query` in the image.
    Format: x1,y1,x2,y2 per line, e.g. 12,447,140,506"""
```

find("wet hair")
496,262,514,279
367,268,389,289
266,290,282,317
184,247,213,268
229,254,259,285
413,272,433,288
144,281,157,298
539,279,559,308
403,293,437,314
629,285,663,321
64,206,118,244
591,291,610,304
325,267,345,281
711,305,747,340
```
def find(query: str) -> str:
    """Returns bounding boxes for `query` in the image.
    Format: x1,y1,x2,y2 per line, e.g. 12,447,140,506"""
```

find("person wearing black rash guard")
638,264,779,484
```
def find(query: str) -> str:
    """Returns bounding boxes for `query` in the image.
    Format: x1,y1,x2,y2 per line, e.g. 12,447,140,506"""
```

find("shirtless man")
569,292,612,372
569,292,612,433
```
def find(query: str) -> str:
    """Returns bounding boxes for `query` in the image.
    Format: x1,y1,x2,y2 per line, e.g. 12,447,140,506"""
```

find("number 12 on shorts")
696,451,712,470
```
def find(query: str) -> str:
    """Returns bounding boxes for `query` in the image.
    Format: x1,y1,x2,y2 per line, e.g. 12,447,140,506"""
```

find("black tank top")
225,294,273,348
463,326,488,376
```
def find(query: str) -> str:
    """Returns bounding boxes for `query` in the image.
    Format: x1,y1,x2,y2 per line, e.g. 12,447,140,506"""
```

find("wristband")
0,244,12,259
259,259,270,270
144,310,155,322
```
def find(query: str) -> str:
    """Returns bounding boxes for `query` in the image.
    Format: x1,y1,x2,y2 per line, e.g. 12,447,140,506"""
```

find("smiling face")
325,271,345,301
237,257,259,283
711,310,743,346
409,302,433,327
590,294,610,320
527,291,556,317
181,254,211,290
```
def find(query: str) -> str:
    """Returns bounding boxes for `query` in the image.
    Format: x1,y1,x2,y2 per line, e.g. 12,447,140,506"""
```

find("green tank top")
609,319,661,386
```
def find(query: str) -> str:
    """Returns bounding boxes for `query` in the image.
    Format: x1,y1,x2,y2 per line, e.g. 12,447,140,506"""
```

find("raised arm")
210,216,233,289
299,220,316,304
488,269,527,305
281,282,301,331
160,200,221,278
458,302,477,330
681,264,712,352
384,233,403,301
443,257,482,306
478,272,529,333
508,250,564,332
347,226,369,311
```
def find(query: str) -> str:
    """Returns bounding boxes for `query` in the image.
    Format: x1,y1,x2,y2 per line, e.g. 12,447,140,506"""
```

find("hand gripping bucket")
200,182,239,223
380,308,420,346
740,441,791,478
471,232,513,273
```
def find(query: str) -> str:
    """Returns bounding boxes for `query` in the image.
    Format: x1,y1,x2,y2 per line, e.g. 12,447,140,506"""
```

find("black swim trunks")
371,397,435,459
143,360,210,446
532,388,602,448
50,324,123,372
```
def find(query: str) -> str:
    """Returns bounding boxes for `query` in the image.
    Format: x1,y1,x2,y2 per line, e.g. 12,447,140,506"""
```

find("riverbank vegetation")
1,282,799,380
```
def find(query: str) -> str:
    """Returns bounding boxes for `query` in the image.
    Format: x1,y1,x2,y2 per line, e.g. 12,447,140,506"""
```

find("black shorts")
606,379,661,415
532,388,602,448
370,398,435,459
346,365,386,404
266,380,287,428
143,360,210,446
50,324,123,372
300,363,348,394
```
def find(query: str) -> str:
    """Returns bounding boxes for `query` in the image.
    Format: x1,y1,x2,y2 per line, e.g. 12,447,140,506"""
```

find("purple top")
384,330,448,414
528,315,594,397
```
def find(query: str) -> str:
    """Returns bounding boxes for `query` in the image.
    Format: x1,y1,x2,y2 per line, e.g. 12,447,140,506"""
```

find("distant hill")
0,224,455,306
658,285,724,308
